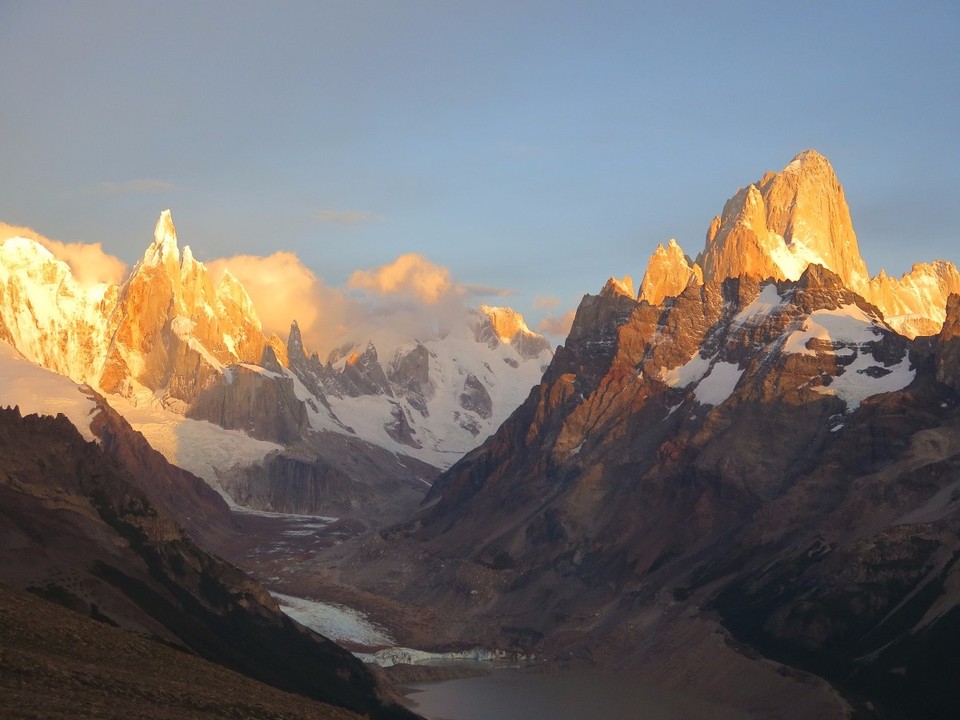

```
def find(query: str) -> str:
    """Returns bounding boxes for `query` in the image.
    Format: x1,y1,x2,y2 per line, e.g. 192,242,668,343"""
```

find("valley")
2,150,960,719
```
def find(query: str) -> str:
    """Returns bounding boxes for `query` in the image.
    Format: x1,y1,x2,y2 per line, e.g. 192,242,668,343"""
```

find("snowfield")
0,341,99,441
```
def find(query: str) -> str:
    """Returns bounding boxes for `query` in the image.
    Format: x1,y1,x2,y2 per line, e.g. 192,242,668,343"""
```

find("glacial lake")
405,669,754,720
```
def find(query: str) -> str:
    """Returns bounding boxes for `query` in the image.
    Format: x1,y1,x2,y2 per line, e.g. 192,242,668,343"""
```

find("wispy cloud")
538,309,577,339
315,209,384,225
348,253,455,304
532,294,562,310
96,179,179,195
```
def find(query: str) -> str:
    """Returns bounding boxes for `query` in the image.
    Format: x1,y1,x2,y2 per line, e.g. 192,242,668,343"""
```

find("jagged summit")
144,209,180,267
638,151,959,337
637,240,701,305
698,149,867,287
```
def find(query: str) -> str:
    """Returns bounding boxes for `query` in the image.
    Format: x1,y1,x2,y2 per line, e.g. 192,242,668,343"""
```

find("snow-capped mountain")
638,150,960,337
0,212,552,510
286,303,551,469
330,151,960,719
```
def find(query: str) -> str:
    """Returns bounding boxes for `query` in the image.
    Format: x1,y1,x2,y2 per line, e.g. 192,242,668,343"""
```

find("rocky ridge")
638,150,960,338
0,212,551,514
328,152,960,719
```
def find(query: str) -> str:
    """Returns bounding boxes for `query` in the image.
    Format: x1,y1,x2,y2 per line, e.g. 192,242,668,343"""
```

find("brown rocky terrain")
318,268,960,718
0,406,420,720
0,581,366,720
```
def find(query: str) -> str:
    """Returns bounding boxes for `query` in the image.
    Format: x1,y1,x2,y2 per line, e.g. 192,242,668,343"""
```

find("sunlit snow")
0,341,99,440
783,304,881,355
693,361,743,406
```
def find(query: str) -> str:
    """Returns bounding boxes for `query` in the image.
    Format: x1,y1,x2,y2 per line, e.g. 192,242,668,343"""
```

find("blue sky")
1,1,958,344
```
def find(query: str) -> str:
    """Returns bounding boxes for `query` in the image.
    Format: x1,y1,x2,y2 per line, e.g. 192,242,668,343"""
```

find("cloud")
207,252,359,357
532,294,562,310
96,179,179,195
0,221,128,286
315,209,384,225
348,253,457,304
538,309,577,340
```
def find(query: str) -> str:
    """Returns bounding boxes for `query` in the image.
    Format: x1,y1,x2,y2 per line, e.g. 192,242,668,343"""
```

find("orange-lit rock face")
698,150,867,287
638,150,958,338
100,211,268,404
637,240,701,306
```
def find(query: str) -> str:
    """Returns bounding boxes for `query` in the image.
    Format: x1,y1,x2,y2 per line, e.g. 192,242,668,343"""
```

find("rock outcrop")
637,239,702,305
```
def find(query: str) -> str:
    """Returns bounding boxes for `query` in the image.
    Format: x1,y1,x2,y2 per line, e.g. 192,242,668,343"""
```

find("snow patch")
784,304,882,355
814,355,914,411
660,353,712,388
0,341,100,441
733,283,784,325
271,592,394,646
693,361,743,406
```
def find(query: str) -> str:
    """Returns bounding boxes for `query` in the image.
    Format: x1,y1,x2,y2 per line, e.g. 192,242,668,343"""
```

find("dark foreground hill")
0,581,366,720
0,406,419,720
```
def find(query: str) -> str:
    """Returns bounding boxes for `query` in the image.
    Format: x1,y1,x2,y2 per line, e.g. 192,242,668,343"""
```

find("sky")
1,1,958,352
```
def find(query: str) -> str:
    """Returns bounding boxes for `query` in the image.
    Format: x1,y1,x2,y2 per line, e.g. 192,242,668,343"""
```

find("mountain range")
2,149,959,719
0,211,551,516
325,151,960,719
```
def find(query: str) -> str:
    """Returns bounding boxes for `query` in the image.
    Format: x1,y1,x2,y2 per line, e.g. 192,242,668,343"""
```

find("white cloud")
348,253,457,304
207,252,359,357
0,221,127,286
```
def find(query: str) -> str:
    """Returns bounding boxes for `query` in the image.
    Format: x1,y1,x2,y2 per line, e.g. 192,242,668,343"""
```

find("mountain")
0,405,419,719
330,152,960,719
0,212,551,515
638,149,960,338
294,305,552,469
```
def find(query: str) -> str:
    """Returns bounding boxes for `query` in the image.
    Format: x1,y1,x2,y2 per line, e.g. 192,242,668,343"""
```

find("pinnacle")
145,210,180,267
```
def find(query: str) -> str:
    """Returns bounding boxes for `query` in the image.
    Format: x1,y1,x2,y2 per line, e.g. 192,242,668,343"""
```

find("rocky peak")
286,319,306,365
697,150,867,288
637,239,703,305
601,275,636,299
632,151,958,338
476,305,551,360
143,209,181,274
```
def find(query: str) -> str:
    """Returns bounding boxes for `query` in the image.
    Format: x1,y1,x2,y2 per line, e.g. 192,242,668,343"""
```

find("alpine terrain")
0,212,551,518
322,151,960,720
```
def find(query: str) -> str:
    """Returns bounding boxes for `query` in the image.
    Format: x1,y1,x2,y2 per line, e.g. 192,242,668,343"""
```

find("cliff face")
638,150,959,339
99,210,269,406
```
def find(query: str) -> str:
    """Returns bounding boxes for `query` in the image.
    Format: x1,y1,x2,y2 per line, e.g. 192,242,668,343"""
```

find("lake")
405,669,754,720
